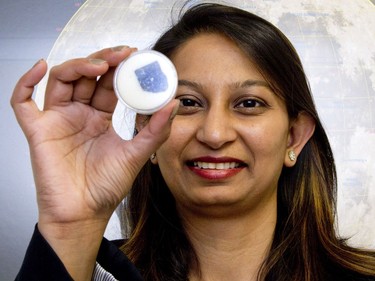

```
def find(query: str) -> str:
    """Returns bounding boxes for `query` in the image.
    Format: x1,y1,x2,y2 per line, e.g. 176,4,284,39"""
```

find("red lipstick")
187,156,245,180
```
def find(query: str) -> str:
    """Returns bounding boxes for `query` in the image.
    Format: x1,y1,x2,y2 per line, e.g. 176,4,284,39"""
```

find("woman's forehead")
171,34,263,79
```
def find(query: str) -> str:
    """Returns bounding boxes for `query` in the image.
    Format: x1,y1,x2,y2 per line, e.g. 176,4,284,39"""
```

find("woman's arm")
11,47,178,280
15,225,74,281
15,225,143,281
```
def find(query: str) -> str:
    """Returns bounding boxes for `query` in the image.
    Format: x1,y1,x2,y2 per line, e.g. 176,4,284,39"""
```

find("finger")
128,99,180,166
74,46,137,113
72,46,137,106
86,46,138,112
87,46,137,67
71,76,98,104
44,58,109,109
45,47,136,110
90,68,118,113
11,60,48,132
11,59,47,105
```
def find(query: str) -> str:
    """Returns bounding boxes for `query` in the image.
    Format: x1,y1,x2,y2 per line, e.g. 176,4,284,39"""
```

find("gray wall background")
0,1,84,279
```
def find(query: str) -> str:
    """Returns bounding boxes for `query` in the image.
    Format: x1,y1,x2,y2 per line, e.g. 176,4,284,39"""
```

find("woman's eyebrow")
178,79,202,90
233,79,270,89
178,79,270,89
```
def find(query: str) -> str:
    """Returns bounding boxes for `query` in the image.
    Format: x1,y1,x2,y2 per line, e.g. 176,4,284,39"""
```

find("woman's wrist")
38,219,108,281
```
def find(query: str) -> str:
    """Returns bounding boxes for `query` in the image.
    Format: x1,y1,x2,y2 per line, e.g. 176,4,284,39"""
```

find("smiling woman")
12,2,375,281
125,4,375,281
153,33,293,216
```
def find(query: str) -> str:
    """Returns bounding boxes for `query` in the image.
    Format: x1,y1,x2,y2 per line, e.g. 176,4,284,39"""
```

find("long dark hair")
122,3,375,280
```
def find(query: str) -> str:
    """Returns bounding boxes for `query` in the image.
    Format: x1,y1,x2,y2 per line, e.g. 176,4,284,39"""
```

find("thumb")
130,99,179,164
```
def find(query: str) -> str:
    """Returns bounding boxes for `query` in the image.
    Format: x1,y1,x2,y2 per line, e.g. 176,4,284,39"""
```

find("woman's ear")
285,112,315,167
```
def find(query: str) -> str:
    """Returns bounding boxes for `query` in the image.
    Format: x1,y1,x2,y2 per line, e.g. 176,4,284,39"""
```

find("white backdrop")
36,0,375,247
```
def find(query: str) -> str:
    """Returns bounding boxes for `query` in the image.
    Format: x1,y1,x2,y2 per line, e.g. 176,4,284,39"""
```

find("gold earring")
150,153,156,161
288,150,296,161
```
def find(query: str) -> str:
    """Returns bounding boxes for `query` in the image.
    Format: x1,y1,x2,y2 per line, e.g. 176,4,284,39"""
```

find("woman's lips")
187,157,246,180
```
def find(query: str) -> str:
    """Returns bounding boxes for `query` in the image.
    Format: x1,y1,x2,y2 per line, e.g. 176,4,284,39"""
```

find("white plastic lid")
113,50,178,114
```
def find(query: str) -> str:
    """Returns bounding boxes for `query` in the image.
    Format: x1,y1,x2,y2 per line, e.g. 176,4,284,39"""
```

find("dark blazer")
15,226,375,281
15,225,143,281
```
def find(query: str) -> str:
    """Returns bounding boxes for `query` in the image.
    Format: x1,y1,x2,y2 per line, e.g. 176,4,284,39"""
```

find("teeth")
194,162,240,169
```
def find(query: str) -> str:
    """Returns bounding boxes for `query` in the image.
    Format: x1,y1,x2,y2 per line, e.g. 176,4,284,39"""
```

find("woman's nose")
196,107,237,149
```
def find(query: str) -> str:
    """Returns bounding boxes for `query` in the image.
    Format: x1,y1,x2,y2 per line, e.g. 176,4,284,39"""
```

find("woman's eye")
179,98,200,107
235,98,268,114
176,97,203,115
236,99,263,108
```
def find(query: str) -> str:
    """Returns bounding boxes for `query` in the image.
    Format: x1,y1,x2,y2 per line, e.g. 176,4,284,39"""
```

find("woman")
12,3,375,281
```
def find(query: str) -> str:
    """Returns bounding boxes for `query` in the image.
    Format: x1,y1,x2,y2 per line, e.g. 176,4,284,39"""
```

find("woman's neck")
180,199,277,281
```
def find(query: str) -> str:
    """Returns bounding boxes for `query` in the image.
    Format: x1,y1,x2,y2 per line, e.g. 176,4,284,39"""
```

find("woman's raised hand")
11,46,178,280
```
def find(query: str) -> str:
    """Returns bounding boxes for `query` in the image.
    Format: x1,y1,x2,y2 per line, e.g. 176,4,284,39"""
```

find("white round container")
114,50,178,114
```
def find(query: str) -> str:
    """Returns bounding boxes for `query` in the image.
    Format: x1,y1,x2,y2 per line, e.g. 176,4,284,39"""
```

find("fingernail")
169,101,180,120
111,45,129,52
32,59,44,68
130,47,138,53
89,58,107,65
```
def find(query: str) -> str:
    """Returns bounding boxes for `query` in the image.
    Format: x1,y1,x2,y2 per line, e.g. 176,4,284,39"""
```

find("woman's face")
155,33,291,217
